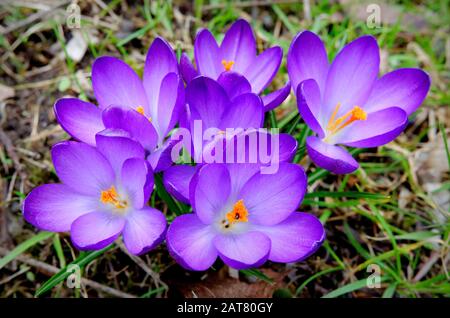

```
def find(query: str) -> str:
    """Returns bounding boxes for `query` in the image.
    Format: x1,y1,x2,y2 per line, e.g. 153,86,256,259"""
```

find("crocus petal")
220,19,256,74
143,37,179,116
163,165,199,204
23,184,97,232
223,130,295,166
54,98,103,146
306,136,359,174
194,29,222,80
191,164,231,224
220,93,264,130
123,207,166,255
92,56,148,111
363,68,431,115
335,107,408,148
180,53,198,83
258,132,298,163
71,211,125,250
323,36,379,118
95,132,145,177
255,212,325,263
147,138,176,172
239,163,307,226
102,107,158,152
217,71,252,101
287,31,329,93
167,214,218,271
297,79,325,137
178,103,190,130
156,73,184,139
186,77,228,128
243,46,282,94
213,231,270,269
51,141,114,196
262,82,291,111
278,133,298,162
121,158,153,209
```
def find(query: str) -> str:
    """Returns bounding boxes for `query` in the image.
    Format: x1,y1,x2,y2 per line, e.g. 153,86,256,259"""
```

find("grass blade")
305,191,390,200
35,245,113,297
268,110,278,129
296,267,341,296
52,234,66,268
0,231,54,270
240,268,273,284
272,4,297,34
322,277,388,298
439,122,450,170
154,173,184,216
382,283,397,298
278,109,298,129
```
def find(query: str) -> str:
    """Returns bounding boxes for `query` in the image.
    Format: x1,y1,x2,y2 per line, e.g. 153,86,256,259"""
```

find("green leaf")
439,122,450,171
273,288,293,298
35,245,113,297
140,286,167,298
322,277,388,298
154,173,184,216
382,283,397,298
268,110,278,129
272,4,297,34
278,109,298,129
240,268,273,284
307,168,329,184
296,267,342,296
393,231,439,241
285,115,301,135
305,191,390,200
53,234,66,268
343,222,372,259
0,231,54,270
117,23,153,47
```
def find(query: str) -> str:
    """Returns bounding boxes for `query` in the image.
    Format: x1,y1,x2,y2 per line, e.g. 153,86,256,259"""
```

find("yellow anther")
221,59,235,71
226,199,249,224
135,106,152,122
327,104,367,135
100,186,127,209
136,106,145,115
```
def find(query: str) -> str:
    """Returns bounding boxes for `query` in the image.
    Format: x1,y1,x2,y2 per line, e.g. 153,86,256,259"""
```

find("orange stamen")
226,199,249,224
221,59,235,71
135,106,152,122
136,106,145,115
327,104,367,135
327,102,341,130
100,186,127,209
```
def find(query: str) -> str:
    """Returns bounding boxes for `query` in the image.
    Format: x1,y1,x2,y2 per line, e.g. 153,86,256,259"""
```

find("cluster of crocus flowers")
22,20,429,270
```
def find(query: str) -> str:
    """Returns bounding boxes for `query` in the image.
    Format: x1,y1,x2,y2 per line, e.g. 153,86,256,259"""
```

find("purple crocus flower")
164,127,298,204
288,31,430,174
181,19,290,111
166,163,325,270
23,135,166,255
182,76,265,160
163,76,297,203
54,37,184,172
163,76,264,202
